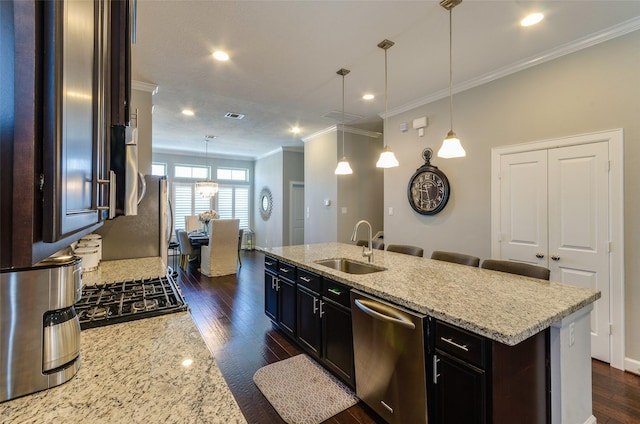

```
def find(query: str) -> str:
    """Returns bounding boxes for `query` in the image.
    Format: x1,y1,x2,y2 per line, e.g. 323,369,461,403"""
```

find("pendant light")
195,137,219,198
376,39,399,168
335,68,353,175
437,0,466,159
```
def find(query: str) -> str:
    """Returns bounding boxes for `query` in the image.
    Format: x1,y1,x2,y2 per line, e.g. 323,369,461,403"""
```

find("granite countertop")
264,243,601,346
81,256,167,286
1,257,246,423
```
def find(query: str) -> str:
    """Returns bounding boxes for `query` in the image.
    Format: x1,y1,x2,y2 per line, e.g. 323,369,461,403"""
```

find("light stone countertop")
263,243,601,346
81,256,167,286
0,257,246,423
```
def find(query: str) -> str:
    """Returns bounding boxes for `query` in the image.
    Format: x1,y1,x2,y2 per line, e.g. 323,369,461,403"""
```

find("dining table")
188,232,209,246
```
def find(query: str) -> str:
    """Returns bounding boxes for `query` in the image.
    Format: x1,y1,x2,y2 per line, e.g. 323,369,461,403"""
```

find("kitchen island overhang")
264,242,601,424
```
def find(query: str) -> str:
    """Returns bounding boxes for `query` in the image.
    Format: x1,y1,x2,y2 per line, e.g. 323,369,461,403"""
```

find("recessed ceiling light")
521,13,544,27
181,109,194,116
291,127,301,134
363,94,375,100
212,51,229,61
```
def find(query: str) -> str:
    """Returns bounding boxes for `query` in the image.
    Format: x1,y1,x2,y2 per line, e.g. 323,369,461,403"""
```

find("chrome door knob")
535,252,545,259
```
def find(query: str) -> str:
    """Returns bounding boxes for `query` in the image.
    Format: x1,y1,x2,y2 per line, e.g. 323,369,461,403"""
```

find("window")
151,162,167,176
173,182,212,232
216,185,249,229
175,164,209,179
217,167,248,182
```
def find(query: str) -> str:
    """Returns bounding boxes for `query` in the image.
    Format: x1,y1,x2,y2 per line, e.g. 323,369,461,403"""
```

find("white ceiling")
132,1,640,159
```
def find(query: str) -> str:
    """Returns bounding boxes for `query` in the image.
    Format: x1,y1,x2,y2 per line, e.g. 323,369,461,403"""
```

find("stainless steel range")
76,275,188,329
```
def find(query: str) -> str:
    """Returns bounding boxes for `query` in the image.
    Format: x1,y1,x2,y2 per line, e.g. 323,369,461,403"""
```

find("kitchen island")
264,243,601,424
0,257,246,424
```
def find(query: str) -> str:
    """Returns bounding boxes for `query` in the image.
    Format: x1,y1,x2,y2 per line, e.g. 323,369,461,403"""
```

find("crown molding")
302,124,382,143
132,80,159,95
383,17,640,118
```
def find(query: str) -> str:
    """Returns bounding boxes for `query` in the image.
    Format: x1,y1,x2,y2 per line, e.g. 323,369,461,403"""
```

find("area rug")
253,354,358,424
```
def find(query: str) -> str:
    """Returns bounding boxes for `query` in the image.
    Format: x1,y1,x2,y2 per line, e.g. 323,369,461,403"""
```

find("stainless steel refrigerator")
95,175,171,265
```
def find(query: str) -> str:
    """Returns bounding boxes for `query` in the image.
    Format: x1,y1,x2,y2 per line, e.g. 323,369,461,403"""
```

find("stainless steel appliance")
75,275,187,329
0,255,82,402
95,175,171,265
351,290,428,424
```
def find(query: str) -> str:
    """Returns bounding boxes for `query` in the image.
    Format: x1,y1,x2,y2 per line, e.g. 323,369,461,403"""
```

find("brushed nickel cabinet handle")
440,336,469,352
551,255,561,261
536,252,545,259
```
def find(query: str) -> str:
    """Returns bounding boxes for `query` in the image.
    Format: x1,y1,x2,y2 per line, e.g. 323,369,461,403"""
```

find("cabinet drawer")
278,261,296,280
264,256,278,273
322,279,351,308
435,320,486,368
297,268,321,293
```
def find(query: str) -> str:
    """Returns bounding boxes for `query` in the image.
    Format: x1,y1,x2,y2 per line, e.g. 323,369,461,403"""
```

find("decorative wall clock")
407,148,450,215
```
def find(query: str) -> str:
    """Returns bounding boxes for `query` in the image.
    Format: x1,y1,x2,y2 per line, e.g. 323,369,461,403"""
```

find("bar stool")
431,250,480,267
481,259,550,280
386,244,424,257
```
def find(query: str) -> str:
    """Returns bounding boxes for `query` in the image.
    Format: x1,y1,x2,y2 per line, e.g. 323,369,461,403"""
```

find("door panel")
499,150,548,266
548,142,610,362
290,183,305,245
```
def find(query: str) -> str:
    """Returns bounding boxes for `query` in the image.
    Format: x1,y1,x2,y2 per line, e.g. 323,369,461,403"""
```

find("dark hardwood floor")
175,250,640,424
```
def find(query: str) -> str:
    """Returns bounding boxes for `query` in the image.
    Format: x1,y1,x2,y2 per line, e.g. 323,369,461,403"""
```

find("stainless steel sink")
314,258,386,274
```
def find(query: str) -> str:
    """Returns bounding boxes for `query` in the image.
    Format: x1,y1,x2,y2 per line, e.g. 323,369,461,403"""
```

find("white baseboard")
624,357,640,376
583,415,597,424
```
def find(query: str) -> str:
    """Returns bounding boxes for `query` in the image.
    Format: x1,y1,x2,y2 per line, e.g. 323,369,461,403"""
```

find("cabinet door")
434,351,485,424
296,286,321,357
264,272,278,322
42,0,102,241
321,298,355,388
277,277,296,338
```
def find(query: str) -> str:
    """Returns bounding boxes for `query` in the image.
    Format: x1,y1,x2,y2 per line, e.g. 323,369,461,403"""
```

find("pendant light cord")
384,47,388,142
342,73,345,158
449,7,454,132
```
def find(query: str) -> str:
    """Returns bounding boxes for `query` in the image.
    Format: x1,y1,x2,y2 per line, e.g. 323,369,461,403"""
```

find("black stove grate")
76,275,188,329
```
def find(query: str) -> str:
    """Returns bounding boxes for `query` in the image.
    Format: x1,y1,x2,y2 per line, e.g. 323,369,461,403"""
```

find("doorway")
491,129,624,369
290,182,305,245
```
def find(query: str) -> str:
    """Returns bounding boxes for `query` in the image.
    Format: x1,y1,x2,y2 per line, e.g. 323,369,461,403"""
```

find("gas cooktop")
75,275,188,329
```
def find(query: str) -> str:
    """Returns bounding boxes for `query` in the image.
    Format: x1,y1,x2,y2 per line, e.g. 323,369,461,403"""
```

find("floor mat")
253,354,358,424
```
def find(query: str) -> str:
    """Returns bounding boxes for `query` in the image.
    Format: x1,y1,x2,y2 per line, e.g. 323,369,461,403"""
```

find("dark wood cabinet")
264,270,278,322
434,351,486,424
296,286,322,356
430,318,549,424
320,296,354,388
264,257,296,338
265,260,355,389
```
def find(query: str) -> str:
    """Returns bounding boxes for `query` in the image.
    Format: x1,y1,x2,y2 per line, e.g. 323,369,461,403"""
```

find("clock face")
407,166,450,215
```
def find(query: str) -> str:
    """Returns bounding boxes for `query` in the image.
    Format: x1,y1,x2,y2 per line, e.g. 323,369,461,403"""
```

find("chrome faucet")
351,220,374,262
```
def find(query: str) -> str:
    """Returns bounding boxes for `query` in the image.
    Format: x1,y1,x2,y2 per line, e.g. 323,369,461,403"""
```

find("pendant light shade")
437,130,465,158
195,138,219,198
438,0,466,159
335,68,353,175
376,39,399,169
376,145,399,167
335,157,354,175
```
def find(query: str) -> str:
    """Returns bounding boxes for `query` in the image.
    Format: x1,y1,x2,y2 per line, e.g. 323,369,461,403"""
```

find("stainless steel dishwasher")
351,290,428,424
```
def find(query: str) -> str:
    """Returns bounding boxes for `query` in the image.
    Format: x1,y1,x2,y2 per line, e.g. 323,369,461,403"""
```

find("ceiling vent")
323,110,363,123
224,112,245,120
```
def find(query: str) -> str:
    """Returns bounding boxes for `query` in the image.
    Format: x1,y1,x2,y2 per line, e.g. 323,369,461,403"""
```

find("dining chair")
201,219,240,277
481,259,550,280
176,230,200,270
185,215,200,233
238,228,244,267
431,250,480,267
386,244,424,257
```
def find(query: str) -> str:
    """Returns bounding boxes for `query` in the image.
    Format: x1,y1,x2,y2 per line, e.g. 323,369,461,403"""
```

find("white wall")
254,151,284,249
383,31,640,363
131,88,153,175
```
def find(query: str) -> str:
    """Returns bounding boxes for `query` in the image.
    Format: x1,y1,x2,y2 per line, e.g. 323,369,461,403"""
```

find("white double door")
497,141,610,362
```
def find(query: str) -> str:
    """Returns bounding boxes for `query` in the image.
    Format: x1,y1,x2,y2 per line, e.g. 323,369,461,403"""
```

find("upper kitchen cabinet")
0,0,132,267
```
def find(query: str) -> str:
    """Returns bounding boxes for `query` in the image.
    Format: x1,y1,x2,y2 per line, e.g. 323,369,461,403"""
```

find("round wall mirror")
259,187,273,220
